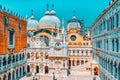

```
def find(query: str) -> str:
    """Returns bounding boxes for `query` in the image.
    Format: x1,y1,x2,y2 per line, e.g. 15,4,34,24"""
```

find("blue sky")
0,0,111,27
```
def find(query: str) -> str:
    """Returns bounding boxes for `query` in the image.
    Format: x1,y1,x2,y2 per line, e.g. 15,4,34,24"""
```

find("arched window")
22,53,24,59
16,69,18,78
8,72,11,80
12,55,15,63
45,66,49,74
27,65,30,73
27,53,30,59
8,28,15,49
86,50,88,56
73,50,75,53
85,60,88,63
16,55,18,62
81,60,84,65
45,53,48,59
0,60,1,67
77,60,79,66
116,13,119,27
36,66,39,73
72,60,75,66
81,50,83,53
63,61,65,67
94,67,99,75
8,55,11,64
4,16,9,26
18,22,22,30
12,71,15,80
20,54,21,60
3,57,6,66
20,68,22,76
36,52,39,59
77,50,79,53
3,75,6,80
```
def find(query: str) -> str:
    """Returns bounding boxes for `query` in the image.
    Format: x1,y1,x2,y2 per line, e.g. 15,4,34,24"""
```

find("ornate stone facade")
26,5,95,79
90,0,120,80
0,5,27,80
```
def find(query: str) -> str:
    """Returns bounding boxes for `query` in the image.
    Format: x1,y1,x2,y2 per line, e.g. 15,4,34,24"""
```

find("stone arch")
45,52,48,59
36,65,39,73
16,69,18,78
68,59,71,67
8,55,11,64
77,60,80,66
94,67,99,75
8,72,11,80
16,54,18,62
72,60,75,66
81,60,84,65
20,67,22,77
22,53,24,59
27,65,30,73
73,50,75,53
86,50,88,56
26,53,30,59
12,55,15,63
85,60,88,63
45,66,49,74
36,52,39,59
19,54,22,60
12,71,15,80
23,66,25,75
3,74,7,80
3,57,6,66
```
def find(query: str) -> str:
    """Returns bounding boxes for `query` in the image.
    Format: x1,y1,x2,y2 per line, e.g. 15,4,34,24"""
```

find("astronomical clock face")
55,42,62,50
70,35,76,41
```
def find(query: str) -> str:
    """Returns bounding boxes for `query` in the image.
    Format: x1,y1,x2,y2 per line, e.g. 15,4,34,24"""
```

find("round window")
70,35,76,41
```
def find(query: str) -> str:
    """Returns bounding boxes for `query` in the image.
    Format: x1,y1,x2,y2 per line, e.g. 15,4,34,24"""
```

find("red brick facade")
0,11,26,54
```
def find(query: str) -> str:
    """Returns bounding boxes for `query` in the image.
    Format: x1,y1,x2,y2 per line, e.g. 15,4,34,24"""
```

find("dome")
50,10,56,15
45,10,50,15
67,16,81,30
27,16,39,30
38,15,60,29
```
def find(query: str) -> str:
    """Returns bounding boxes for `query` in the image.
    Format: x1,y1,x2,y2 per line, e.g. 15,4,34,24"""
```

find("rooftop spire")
73,9,76,16
31,9,34,16
62,18,65,34
46,3,49,11
72,9,77,19
52,4,54,10
45,3,50,15
31,9,34,19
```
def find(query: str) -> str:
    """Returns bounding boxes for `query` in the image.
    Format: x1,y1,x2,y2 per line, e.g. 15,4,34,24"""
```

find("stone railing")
0,59,26,72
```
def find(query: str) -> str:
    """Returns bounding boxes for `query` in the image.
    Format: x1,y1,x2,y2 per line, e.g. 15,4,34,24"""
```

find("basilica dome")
27,16,39,30
38,5,60,29
67,16,81,31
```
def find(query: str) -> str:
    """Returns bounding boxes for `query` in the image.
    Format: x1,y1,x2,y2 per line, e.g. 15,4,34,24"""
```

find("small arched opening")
45,66,49,74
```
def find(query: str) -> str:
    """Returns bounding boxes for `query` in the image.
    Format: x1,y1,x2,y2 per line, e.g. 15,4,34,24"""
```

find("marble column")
21,67,23,77
11,72,13,80
113,64,115,77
